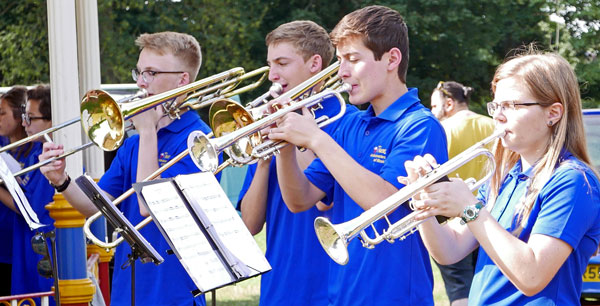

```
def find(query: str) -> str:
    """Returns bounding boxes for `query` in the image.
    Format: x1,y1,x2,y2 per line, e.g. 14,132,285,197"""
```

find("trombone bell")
80,89,126,151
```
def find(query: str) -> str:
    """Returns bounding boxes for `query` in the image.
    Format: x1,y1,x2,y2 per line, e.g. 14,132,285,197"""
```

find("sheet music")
175,172,271,278
140,180,234,291
0,153,45,230
1,152,22,174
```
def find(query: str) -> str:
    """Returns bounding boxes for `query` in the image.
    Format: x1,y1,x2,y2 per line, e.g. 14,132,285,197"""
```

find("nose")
268,68,279,82
338,60,350,80
136,76,148,89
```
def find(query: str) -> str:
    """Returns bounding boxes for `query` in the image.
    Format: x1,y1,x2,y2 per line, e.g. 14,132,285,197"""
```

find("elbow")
286,201,310,213
517,280,547,297
249,225,263,236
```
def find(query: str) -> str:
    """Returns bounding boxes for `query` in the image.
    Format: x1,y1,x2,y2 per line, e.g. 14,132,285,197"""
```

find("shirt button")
365,130,370,136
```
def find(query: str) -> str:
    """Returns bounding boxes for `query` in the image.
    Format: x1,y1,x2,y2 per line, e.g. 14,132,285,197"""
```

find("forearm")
418,217,477,264
240,161,270,235
310,132,398,210
275,145,323,212
0,188,18,213
60,182,102,217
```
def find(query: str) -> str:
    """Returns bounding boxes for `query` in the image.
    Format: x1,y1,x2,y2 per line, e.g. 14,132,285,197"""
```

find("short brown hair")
1,85,27,120
330,5,409,83
27,84,51,120
135,31,202,81
266,20,335,67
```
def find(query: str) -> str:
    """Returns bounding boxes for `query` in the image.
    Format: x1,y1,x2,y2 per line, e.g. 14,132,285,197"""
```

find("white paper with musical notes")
140,180,235,291
174,172,271,278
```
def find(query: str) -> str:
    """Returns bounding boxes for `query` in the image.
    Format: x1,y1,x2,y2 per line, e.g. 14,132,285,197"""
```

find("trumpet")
80,66,269,151
314,130,506,265
188,61,348,172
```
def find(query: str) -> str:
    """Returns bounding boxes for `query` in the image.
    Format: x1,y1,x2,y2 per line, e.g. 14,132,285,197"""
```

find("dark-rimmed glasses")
131,69,184,83
486,101,541,116
22,113,50,126
31,232,53,278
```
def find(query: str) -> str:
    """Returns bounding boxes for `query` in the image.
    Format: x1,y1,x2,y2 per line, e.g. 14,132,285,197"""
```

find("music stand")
76,174,164,306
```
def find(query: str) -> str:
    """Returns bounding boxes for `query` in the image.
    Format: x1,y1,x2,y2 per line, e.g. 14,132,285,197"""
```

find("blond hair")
135,31,202,81
266,20,334,66
487,51,596,235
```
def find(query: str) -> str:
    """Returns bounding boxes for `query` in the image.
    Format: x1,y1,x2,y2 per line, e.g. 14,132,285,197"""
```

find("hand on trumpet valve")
39,142,68,186
268,106,321,150
398,154,477,221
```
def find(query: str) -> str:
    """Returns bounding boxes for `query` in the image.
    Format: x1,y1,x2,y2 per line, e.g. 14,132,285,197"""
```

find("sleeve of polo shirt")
98,140,129,199
236,163,257,211
380,116,448,189
530,163,600,249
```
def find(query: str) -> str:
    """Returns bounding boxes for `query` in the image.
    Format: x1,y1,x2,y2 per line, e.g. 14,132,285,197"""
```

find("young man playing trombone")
237,20,356,306
40,32,212,306
268,6,447,305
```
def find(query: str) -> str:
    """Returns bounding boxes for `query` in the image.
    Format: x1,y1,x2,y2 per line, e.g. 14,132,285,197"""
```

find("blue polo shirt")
99,110,212,306
237,102,358,306
10,142,56,303
470,152,600,305
305,88,447,305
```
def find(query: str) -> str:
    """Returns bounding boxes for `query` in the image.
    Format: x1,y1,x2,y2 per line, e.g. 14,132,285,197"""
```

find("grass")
206,229,450,305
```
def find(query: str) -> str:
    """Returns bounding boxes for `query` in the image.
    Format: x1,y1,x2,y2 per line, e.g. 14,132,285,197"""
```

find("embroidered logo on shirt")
158,152,171,167
370,146,387,164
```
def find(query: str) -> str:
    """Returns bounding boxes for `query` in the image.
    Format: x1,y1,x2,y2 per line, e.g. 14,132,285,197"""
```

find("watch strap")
51,175,71,193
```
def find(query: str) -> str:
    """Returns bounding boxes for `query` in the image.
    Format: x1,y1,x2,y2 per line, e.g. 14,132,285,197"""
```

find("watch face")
465,209,475,218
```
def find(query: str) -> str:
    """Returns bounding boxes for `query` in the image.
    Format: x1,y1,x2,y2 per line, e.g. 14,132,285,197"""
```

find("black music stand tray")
76,174,164,306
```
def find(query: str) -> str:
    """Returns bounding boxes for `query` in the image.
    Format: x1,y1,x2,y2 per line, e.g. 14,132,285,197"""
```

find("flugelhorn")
188,61,348,172
80,66,268,151
314,129,506,265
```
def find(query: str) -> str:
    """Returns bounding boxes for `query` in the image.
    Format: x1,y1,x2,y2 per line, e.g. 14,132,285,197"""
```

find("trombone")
0,91,148,183
188,61,349,172
80,66,269,151
314,130,506,265
83,67,270,249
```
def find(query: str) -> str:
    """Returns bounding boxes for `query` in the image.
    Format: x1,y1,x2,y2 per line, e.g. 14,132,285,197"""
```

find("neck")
372,81,408,115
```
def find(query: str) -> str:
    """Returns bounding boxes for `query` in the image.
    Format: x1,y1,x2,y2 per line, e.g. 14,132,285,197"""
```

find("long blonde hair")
487,51,594,235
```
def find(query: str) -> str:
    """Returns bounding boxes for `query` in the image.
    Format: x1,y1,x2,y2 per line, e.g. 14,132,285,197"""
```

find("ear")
444,98,455,112
547,102,563,126
308,54,322,74
178,72,191,86
386,47,402,72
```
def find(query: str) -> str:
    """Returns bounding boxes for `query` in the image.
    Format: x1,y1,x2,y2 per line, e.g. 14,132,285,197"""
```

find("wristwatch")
460,201,483,225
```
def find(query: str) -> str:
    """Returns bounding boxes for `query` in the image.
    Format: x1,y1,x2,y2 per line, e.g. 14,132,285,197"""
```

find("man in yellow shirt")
430,80,494,306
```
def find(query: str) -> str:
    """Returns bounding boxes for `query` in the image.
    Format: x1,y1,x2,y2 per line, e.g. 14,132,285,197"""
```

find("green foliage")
0,0,598,108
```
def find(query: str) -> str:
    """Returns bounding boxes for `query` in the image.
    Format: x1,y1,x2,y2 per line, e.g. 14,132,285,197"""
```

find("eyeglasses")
436,81,452,98
22,113,50,125
486,101,541,116
31,232,53,278
131,69,184,83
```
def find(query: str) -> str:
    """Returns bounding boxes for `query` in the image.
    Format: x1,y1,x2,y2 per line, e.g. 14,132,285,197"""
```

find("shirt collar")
162,110,201,134
359,88,420,121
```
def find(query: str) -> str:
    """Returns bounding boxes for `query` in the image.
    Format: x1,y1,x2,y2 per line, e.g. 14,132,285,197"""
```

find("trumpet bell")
314,217,350,265
209,99,261,165
188,131,220,173
80,89,125,151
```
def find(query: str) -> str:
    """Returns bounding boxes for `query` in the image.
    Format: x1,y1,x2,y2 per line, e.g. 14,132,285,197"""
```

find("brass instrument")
188,61,349,172
80,66,269,151
0,91,148,184
314,130,506,265
83,67,270,249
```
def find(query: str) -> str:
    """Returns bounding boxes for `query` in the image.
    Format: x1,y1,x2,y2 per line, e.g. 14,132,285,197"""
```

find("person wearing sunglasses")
429,80,495,306
39,32,213,306
401,51,600,304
